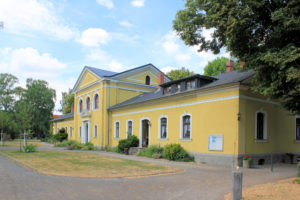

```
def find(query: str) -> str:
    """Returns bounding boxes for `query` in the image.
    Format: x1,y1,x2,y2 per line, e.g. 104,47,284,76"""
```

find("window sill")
255,139,268,143
295,140,300,143
158,138,168,141
114,137,120,140
179,138,192,141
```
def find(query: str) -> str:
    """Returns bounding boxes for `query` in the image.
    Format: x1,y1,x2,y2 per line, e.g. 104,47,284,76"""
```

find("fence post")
231,170,243,200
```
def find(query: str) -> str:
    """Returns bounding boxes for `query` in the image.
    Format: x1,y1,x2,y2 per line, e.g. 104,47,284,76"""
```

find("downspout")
107,80,110,146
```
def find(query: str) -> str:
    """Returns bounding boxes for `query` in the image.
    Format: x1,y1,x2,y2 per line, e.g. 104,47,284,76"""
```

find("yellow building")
52,63,300,166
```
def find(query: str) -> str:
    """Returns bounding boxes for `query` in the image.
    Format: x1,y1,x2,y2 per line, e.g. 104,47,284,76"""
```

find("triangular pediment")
72,68,101,92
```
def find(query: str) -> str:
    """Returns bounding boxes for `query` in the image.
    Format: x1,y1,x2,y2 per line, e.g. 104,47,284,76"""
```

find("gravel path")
0,145,297,200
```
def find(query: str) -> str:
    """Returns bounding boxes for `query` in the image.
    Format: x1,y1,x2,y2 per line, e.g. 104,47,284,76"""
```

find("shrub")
82,142,94,150
138,145,164,158
56,140,69,147
23,144,37,153
163,144,194,162
53,132,68,142
117,135,139,153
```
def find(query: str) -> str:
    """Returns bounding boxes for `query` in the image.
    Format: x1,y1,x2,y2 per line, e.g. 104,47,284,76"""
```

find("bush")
23,144,37,153
53,132,68,142
117,135,139,153
56,140,69,147
82,142,94,150
163,144,194,162
138,145,164,158
65,141,94,151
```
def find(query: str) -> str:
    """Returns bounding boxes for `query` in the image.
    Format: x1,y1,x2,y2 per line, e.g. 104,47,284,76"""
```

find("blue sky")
0,0,229,113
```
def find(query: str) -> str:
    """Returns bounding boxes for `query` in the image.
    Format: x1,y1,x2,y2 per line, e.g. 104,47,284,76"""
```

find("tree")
166,67,195,80
60,89,74,114
173,0,300,114
23,79,56,138
204,57,240,76
0,73,18,111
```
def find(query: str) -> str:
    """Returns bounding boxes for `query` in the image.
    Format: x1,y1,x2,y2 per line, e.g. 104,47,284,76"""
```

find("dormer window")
186,80,195,90
145,75,150,85
176,84,181,92
163,87,171,95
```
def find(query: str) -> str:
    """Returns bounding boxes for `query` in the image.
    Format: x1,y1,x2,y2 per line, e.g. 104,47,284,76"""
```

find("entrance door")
142,120,149,147
85,123,88,143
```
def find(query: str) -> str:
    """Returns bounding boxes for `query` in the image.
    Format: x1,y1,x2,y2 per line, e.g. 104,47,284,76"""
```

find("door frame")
81,119,90,144
140,117,150,148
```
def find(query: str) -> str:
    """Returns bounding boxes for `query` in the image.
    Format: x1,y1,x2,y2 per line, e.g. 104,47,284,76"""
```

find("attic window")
145,75,151,85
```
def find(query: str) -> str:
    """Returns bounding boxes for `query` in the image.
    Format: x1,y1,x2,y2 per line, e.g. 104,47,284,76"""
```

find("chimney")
240,61,245,69
158,72,164,88
226,60,234,72
71,104,74,113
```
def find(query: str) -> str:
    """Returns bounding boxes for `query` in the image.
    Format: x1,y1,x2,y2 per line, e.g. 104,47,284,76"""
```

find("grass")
0,139,46,147
0,150,181,179
225,177,300,200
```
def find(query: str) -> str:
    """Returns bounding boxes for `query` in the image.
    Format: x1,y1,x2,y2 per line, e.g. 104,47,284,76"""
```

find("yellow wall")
52,119,74,139
110,84,240,154
119,69,159,86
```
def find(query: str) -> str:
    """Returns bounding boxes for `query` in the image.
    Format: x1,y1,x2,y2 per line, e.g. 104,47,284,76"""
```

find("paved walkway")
0,145,298,200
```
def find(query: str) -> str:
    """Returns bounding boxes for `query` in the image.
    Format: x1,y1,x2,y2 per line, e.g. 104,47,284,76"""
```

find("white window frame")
69,126,72,138
78,98,83,113
85,95,91,111
158,115,168,140
57,128,59,133
295,116,300,141
79,126,82,138
94,125,97,138
255,109,268,141
93,92,100,110
114,120,120,139
65,126,67,133
126,119,133,138
180,113,192,141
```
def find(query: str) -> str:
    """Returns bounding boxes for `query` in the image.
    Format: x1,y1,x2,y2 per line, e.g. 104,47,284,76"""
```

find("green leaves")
173,0,300,113
166,67,195,80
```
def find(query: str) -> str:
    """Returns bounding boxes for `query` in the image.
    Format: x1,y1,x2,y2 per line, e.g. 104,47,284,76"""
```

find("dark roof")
160,74,217,87
52,112,74,122
86,66,117,77
108,70,255,110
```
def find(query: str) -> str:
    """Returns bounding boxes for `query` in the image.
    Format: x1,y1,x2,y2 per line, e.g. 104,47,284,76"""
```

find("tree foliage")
204,57,240,76
0,73,18,111
166,67,195,80
173,0,300,113
60,89,74,114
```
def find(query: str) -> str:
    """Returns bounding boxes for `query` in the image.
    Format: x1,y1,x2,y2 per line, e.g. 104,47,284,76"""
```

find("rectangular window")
79,126,82,138
256,112,265,140
115,122,120,138
296,117,300,141
94,125,97,138
182,116,191,139
65,127,67,133
160,118,167,139
57,128,59,133
176,84,180,92
127,121,132,138
70,127,72,138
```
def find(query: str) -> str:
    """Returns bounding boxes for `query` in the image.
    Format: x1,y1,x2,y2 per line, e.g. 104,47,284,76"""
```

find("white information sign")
208,134,223,151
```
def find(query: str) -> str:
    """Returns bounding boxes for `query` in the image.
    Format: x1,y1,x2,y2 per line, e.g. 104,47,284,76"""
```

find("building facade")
52,63,300,166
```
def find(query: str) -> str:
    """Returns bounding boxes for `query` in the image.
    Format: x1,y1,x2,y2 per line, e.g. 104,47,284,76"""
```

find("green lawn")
0,150,181,178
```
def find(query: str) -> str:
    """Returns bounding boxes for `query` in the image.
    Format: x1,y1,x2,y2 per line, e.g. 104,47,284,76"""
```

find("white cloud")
160,66,176,74
176,53,191,63
119,20,134,28
0,0,76,40
79,28,111,47
163,41,179,54
131,0,145,7
96,0,114,9
86,48,124,72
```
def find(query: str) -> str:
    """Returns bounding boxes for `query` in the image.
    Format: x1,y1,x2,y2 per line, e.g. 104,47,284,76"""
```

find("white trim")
112,95,239,117
158,115,168,140
94,124,97,138
140,117,150,148
114,120,120,139
85,95,91,110
295,115,300,141
93,92,100,110
180,112,192,140
255,109,268,140
57,128,59,134
79,126,82,138
78,98,83,114
126,119,133,138
82,120,91,143
72,67,101,92
55,120,73,125
65,126,67,133
240,95,278,105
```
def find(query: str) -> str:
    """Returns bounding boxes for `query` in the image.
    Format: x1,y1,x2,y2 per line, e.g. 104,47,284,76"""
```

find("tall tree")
60,89,74,114
23,79,56,138
204,57,240,76
0,73,18,111
166,67,195,80
173,0,300,113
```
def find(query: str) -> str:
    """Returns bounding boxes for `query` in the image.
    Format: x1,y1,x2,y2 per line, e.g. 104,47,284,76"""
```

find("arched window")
86,97,90,111
115,121,120,139
94,94,99,110
79,99,83,113
145,75,150,85
255,110,267,140
160,117,167,139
